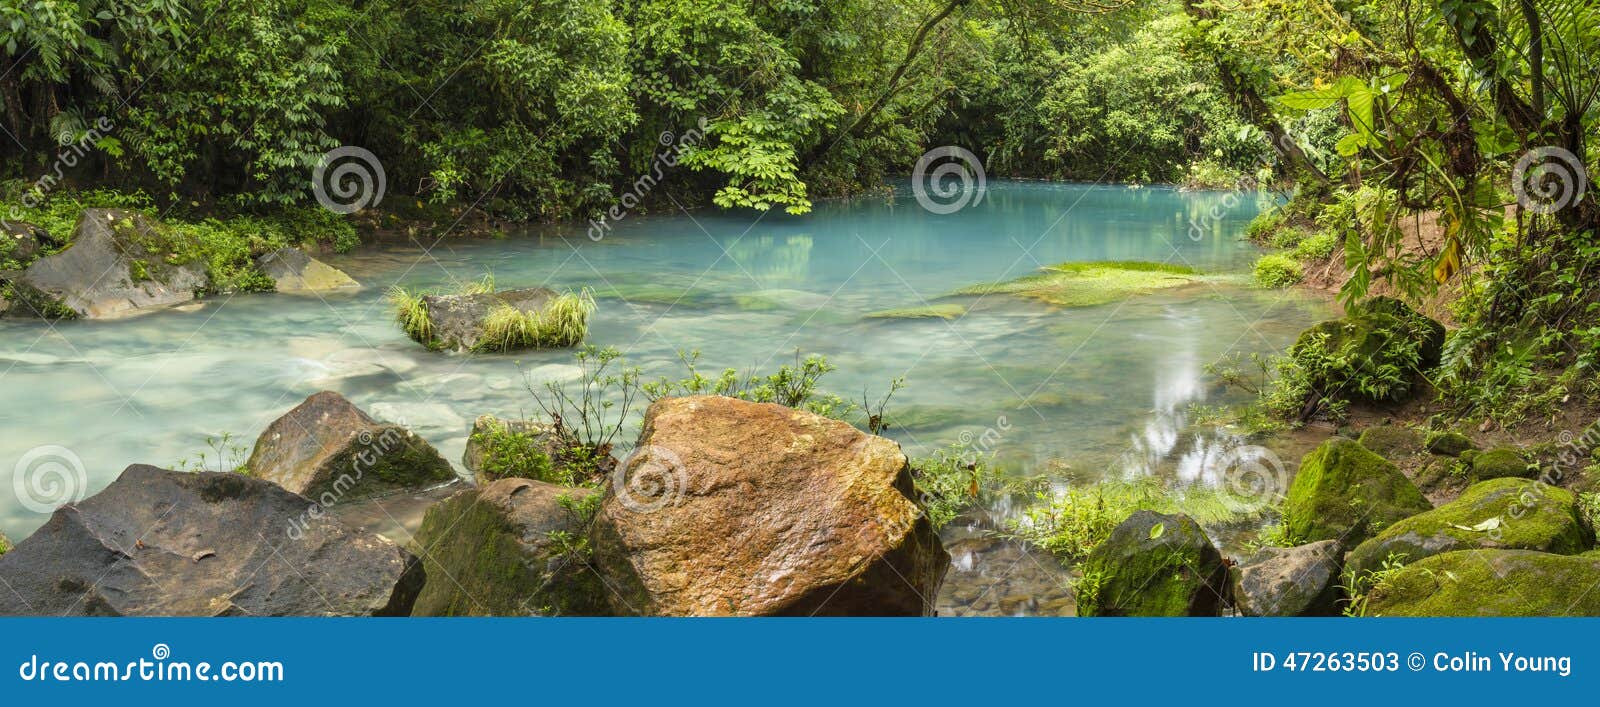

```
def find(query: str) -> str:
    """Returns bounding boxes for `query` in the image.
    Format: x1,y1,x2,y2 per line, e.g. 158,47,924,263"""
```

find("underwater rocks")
1229,540,1344,616
589,395,948,616
8,208,209,319
1283,438,1432,545
1344,478,1591,578
1076,510,1228,616
245,391,456,501
410,478,612,616
949,260,1201,308
395,286,595,352
0,465,423,616
256,246,359,293
1365,549,1600,616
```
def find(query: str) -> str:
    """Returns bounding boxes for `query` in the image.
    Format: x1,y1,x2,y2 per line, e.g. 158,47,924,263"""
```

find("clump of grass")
457,273,496,295
1292,231,1338,260
1252,253,1303,288
864,303,967,320
1004,476,1258,561
951,261,1200,307
1340,552,1411,617
909,444,995,529
476,289,596,352
387,286,433,342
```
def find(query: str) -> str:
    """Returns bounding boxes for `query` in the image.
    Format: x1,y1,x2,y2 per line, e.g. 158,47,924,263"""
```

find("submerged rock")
1229,539,1343,616
9,209,208,319
1283,438,1431,545
1345,478,1591,577
950,261,1200,308
589,395,948,616
256,247,359,293
0,465,423,616
410,479,611,616
1365,549,1600,616
245,391,455,501
1076,510,1228,616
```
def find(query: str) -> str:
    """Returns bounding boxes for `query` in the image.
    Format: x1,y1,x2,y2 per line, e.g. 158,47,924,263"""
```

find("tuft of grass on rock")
387,286,434,343
476,290,596,352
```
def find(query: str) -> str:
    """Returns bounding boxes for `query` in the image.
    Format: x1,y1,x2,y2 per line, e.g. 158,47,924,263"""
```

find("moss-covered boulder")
1356,426,1424,459
1346,478,1591,578
1287,296,1445,407
1283,438,1431,544
1076,510,1227,616
1229,539,1343,616
1425,430,1475,456
8,209,210,319
246,391,456,502
1471,447,1534,480
1365,550,1600,616
410,479,613,616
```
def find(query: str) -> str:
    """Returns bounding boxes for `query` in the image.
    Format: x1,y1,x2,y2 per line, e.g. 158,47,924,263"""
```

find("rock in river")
401,287,592,352
1076,510,1228,616
0,465,423,616
8,209,209,319
245,391,456,502
256,246,359,293
410,479,612,616
1229,539,1343,616
589,395,948,616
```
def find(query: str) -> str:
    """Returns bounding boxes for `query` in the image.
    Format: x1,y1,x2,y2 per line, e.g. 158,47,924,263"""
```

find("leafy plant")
908,444,993,530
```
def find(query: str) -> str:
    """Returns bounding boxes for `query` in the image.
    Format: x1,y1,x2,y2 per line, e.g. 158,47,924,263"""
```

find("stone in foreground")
9,209,208,319
0,465,423,616
411,479,612,616
246,391,455,501
1345,477,1590,577
256,247,359,293
1229,539,1343,616
589,395,948,616
1076,510,1228,616
1365,549,1600,616
1283,438,1431,545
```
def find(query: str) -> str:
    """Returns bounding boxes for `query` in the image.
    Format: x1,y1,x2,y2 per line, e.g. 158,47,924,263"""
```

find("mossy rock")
1471,447,1535,480
950,261,1201,308
1286,296,1445,406
1356,426,1423,459
410,479,613,617
863,303,966,320
1364,549,1600,616
1346,478,1592,577
1283,438,1431,545
1424,430,1475,456
1076,510,1227,616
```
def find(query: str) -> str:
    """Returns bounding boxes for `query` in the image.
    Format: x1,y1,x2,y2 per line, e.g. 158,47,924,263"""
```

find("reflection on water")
0,181,1334,613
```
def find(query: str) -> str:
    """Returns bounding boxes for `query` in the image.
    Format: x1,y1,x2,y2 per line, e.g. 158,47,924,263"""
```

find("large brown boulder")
590,396,948,616
8,208,209,319
411,479,612,616
246,391,456,502
0,465,423,616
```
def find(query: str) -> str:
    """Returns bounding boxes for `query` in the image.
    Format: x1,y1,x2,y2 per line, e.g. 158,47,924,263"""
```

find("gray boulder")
9,208,209,319
1229,539,1343,616
0,465,423,616
256,247,359,293
245,391,456,502
406,287,587,352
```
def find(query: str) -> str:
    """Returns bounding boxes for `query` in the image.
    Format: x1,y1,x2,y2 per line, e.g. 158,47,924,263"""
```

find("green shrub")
909,445,995,529
1253,253,1304,288
469,419,558,484
1292,231,1338,260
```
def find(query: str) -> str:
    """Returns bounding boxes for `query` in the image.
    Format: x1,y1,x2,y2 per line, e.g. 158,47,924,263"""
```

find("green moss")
1365,550,1600,616
1007,476,1266,561
1253,252,1303,288
1283,438,1431,544
1356,425,1424,459
1346,478,1592,576
950,261,1200,307
0,531,10,556
315,427,455,499
1472,447,1534,480
863,303,967,320
1425,430,1476,456
1076,510,1226,616
468,418,557,484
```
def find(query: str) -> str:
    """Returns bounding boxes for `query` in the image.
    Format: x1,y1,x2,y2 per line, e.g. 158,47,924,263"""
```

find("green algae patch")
1283,438,1431,545
1346,478,1592,577
950,261,1201,307
864,303,967,321
1365,549,1600,616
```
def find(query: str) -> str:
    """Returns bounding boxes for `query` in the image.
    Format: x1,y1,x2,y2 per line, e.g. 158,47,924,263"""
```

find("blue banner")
2,618,1590,703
